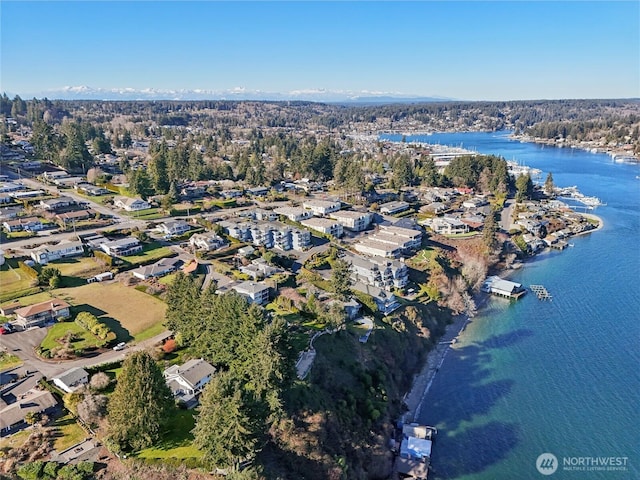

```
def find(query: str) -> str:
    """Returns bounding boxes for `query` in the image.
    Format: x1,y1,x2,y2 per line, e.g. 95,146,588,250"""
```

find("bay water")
381,132,640,479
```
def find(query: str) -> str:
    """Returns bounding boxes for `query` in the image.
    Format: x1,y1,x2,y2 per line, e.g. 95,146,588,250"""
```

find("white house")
3,217,43,232
113,196,150,211
132,257,181,280
347,254,409,290
232,281,270,305
302,199,342,216
354,239,402,258
159,220,190,236
189,232,228,251
31,240,84,265
52,368,89,393
429,217,469,235
100,237,142,256
164,359,216,407
352,282,401,315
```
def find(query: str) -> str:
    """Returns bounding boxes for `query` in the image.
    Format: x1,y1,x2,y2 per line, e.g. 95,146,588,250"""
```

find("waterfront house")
352,282,400,315
14,299,71,329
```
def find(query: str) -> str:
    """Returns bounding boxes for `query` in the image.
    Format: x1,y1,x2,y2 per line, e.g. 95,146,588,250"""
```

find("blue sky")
1,1,638,101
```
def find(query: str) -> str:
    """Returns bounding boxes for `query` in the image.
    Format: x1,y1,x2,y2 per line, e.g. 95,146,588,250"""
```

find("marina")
529,284,552,301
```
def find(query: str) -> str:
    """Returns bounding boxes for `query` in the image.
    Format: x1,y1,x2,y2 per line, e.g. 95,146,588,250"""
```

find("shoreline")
401,213,604,424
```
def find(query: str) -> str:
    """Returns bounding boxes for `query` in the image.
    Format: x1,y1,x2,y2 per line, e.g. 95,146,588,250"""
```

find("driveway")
1,327,171,379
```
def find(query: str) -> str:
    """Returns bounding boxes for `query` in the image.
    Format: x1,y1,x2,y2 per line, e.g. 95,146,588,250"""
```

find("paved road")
0,327,171,378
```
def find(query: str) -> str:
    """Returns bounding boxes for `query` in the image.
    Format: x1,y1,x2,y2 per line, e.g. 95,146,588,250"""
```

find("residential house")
100,237,142,257
132,257,181,280
481,276,526,299
43,171,69,182
273,206,313,222
329,210,372,232
40,196,79,212
3,217,43,232
113,196,150,211
246,186,269,197
232,281,270,305
14,299,71,329
302,199,342,216
377,225,423,249
251,209,278,221
75,183,109,196
31,240,84,265
352,282,401,315
56,210,94,224
0,389,59,434
164,359,216,407
240,258,281,280
462,197,488,209
428,216,469,235
159,220,190,236
52,368,89,393
0,194,13,204
301,218,344,237
189,232,228,251
220,189,243,199
379,201,410,215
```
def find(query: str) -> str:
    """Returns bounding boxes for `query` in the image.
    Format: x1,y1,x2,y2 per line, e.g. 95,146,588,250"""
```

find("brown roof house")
163,359,216,408
14,299,71,329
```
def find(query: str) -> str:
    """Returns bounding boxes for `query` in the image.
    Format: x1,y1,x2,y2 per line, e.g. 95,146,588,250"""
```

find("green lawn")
40,322,105,353
51,413,88,451
0,352,23,371
123,242,175,266
0,258,42,303
0,427,30,451
125,208,165,220
49,257,105,278
136,410,203,461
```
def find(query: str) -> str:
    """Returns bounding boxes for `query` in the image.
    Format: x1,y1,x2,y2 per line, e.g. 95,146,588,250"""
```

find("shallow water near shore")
381,132,640,479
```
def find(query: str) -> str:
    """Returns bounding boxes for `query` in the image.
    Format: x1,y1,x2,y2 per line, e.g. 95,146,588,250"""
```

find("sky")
1,1,639,101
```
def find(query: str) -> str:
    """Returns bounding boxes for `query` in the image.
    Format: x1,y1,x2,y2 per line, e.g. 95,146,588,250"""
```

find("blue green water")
381,132,640,479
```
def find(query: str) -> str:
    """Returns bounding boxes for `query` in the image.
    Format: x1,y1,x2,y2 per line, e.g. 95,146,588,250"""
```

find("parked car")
0,327,8,335
113,342,127,351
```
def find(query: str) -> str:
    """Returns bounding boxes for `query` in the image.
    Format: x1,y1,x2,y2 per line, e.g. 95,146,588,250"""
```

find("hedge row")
18,261,39,280
75,312,116,341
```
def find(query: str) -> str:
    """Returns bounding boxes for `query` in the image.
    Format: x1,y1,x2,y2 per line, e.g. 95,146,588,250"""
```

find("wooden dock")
530,285,552,300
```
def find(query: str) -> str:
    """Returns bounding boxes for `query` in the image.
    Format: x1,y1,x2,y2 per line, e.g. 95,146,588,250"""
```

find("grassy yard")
49,257,106,278
51,413,88,452
11,282,167,343
0,352,23,371
136,409,203,461
55,282,167,342
123,242,175,266
125,208,165,220
0,428,30,451
40,321,105,352
0,258,41,303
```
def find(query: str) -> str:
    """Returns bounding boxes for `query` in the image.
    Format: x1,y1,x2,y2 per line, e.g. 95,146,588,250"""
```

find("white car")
113,342,127,351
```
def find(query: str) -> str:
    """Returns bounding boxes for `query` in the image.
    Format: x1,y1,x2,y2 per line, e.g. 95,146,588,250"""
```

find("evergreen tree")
107,351,174,451
330,258,352,301
544,172,555,196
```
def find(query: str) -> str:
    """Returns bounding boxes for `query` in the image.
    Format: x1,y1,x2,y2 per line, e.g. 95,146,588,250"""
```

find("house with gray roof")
0,388,59,434
52,367,89,393
163,359,216,407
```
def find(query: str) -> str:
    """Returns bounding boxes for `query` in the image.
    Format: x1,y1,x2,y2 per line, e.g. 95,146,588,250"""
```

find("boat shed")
482,276,526,299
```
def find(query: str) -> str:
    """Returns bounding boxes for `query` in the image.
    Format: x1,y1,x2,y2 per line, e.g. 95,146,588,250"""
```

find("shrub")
162,338,176,353
18,261,39,280
93,250,113,266
89,372,111,391
17,460,44,480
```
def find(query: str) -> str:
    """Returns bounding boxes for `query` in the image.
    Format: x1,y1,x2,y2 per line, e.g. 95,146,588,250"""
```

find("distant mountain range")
8,86,455,104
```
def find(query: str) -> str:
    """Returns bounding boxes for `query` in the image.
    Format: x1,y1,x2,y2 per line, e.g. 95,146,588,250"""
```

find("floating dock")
530,285,552,300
